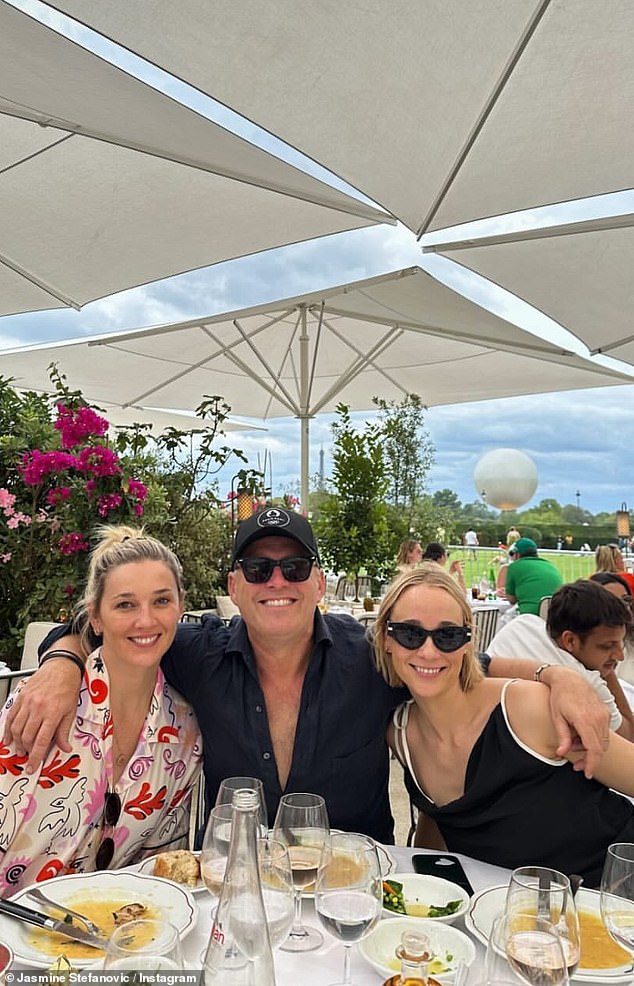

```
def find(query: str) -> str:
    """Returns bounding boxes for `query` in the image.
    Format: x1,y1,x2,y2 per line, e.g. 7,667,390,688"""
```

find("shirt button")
262,752,271,760
255,705,263,713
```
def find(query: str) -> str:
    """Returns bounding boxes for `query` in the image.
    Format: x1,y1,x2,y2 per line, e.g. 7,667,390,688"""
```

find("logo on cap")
256,508,291,529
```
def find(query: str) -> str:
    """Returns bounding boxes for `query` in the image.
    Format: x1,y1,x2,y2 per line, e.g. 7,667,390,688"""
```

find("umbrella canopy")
2,266,631,508
0,1,387,317
46,0,634,235
426,214,634,365
98,404,265,435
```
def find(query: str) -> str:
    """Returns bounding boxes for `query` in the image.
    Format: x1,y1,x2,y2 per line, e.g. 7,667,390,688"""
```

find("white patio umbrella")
0,1,388,317
2,266,631,509
425,214,634,365
46,0,634,235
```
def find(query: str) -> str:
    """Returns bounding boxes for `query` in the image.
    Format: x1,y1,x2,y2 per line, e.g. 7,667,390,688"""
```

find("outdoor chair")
0,620,61,705
538,596,552,620
215,596,241,622
473,607,500,652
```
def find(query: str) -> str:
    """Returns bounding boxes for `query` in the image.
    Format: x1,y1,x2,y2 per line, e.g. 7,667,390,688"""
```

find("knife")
0,898,105,950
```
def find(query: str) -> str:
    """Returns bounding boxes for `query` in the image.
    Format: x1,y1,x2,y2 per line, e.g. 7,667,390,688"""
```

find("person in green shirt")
504,537,563,615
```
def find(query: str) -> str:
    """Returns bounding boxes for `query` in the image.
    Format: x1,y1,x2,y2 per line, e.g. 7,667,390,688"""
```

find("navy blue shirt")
43,612,403,843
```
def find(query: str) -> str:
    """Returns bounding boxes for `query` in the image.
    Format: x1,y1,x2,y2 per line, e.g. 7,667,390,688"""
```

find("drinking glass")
215,776,268,830
600,842,634,956
200,802,235,897
344,581,357,603
258,838,295,948
272,792,330,952
506,867,580,976
488,912,568,986
103,919,183,971
315,831,382,986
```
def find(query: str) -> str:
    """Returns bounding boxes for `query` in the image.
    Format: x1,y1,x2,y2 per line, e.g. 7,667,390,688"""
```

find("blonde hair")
373,563,482,691
74,525,184,652
396,540,421,566
595,544,621,574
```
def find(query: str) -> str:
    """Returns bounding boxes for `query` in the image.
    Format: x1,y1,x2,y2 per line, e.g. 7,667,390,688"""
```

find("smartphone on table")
412,852,474,896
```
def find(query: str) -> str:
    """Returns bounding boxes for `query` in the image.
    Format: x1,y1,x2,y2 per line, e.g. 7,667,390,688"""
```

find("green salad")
382,879,462,918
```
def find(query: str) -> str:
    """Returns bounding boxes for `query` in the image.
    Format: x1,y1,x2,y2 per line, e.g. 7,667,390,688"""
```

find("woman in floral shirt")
0,525,202,896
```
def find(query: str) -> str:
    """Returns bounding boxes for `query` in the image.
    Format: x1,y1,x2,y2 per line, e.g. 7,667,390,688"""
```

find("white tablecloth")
10,847,611,983
184,847,510,984
470,599,512,615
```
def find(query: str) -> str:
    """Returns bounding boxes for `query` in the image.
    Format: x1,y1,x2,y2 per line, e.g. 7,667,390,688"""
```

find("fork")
25,887,102,936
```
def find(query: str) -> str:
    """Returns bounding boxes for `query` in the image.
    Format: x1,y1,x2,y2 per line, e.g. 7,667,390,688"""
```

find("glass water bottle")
203,788,276,985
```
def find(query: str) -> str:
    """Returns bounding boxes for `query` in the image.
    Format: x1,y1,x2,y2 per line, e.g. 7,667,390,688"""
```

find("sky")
3,0,634,517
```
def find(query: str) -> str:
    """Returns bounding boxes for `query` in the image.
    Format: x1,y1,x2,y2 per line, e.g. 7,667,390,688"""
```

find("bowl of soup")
0,942,13,985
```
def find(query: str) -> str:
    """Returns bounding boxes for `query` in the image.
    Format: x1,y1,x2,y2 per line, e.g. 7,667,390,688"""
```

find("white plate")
382,872,470,924
465,885,634,983
1,871,197,969
138,851,206,894
360,915,476,983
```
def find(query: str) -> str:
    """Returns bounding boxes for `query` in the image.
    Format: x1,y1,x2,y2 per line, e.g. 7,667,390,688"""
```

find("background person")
487,580,634,740
594,543,634,593
495,544,518,598
590,572,634,687
463,528,479,560
0,526,202,897
504,537,563,615
4,511,612,846
374,565,634,887
422,541,466,592
395,539,423,573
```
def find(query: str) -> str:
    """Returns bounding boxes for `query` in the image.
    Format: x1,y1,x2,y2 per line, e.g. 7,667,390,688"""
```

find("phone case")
412,853,474,896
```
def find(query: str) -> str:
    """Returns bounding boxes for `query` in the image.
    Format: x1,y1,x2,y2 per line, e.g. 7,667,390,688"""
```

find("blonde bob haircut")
373,563,482,692
595,544,621,574
74,525,184,653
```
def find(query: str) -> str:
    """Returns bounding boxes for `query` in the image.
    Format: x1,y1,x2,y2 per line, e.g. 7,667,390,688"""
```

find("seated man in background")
487,580,634,740
504,537,563,615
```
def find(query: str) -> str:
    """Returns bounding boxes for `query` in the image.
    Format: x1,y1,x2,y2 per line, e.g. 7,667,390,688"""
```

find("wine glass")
344,580,357,604
506,867,580,977
315,831,382,986
103,919,183,970
258,838,295,948
272,791,330,952
200,802,234,897
488,912,568,986
215,776,268,831
600,842,634,957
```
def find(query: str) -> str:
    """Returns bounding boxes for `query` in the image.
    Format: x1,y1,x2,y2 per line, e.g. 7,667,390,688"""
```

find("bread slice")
153,850,200,887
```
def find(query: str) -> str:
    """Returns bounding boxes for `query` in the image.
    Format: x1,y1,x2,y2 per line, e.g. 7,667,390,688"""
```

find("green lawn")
450,547,596,589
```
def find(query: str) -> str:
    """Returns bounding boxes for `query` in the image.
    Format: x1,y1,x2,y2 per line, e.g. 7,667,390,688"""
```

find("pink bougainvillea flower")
19,450,78,485
54,403,109,449
97,492,123,517
1,553,11,563
46,486,71,507
127,479,148,501
76,446,121,478
58,532,90,555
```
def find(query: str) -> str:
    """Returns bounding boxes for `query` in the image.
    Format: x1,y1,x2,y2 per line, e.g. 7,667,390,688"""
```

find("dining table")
7,845,617,984
184,846,510,984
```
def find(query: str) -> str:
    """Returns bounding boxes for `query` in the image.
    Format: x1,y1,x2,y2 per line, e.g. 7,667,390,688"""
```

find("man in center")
5,509,610,844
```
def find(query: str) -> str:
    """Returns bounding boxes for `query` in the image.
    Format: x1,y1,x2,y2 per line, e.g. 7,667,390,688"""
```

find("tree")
432,489,462,511
374,395,435,514
313,404,391,583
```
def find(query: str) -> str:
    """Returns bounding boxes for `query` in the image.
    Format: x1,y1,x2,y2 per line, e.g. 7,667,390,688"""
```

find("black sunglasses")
387,622,471,652
95,790,122,870
236,556,317,584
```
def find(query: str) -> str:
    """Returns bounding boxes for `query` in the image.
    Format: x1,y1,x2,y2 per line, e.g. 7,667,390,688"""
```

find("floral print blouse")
0,650,202,897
